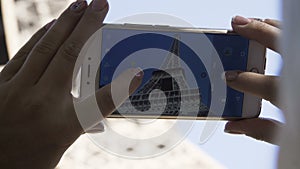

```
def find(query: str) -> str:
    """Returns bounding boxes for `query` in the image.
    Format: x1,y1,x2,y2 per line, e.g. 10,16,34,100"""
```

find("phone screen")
99,27,249,118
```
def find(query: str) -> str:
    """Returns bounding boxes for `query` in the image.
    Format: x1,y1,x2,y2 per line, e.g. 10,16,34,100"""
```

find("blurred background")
0,0,282,169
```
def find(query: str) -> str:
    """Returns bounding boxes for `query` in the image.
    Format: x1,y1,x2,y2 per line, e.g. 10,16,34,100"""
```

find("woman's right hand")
224,16,283,144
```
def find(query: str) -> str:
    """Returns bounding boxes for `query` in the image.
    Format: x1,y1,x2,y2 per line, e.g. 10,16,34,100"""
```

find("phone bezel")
80,24,266,120
240,40,266,119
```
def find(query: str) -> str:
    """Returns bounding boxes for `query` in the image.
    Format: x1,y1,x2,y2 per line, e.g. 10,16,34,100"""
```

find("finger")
72,68,143,130
249,18,281,29
13,1,88,85
85,122,104,133
225,71,280,107
39,0,109,90
224,118,283,144
264,19,281,29
96,68,143,118
231,15,280,52
0,20,55,83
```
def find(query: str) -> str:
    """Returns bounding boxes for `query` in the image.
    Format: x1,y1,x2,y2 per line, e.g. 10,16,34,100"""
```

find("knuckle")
15,49,29,58
262,77,279,101
251,21,269,33
34,41,57,55
60,41,83,62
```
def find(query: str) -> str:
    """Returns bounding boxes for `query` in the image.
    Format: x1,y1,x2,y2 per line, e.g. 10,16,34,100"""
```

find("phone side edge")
241,40,266,118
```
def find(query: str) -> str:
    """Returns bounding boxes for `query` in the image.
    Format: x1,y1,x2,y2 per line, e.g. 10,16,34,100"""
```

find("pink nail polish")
92,0,108,11
232,16,251,25
134,68,144,78
135,72,142,77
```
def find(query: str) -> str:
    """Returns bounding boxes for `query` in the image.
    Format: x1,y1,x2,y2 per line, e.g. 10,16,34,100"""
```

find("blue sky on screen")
88,0,282,168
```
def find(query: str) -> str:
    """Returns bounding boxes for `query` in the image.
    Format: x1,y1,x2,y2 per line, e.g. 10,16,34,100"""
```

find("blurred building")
1,0,73,58
0,2,9,65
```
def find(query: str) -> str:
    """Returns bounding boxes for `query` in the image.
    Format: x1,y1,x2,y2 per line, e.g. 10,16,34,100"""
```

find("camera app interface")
99,28,249,118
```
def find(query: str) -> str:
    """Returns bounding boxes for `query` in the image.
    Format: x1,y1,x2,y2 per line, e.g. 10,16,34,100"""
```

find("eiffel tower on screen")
114,34,209,118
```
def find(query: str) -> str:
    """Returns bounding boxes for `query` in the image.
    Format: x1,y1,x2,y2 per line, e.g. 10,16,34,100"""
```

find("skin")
0,0,143,168
224,16,283,145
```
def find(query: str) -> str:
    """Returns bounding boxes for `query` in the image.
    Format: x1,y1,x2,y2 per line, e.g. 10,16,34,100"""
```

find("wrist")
0,141,67,169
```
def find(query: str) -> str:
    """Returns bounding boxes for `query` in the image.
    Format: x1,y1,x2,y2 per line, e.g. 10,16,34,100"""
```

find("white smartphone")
80,24,266,120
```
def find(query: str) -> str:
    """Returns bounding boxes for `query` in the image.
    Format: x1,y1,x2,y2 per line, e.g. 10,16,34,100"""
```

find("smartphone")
80,24,266,120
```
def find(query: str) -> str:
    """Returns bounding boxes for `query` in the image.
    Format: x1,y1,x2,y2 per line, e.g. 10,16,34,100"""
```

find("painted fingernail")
232,15,251,25
70,1,87,12
135,72,143,77
225,71,238,81
92,0,108,11
45,19,56,30
134,68,144,79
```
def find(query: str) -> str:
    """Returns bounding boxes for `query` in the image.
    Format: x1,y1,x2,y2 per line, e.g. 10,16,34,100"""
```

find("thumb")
224,118,283,144
84,68,144,134
96,68,144,118
74,68,143,132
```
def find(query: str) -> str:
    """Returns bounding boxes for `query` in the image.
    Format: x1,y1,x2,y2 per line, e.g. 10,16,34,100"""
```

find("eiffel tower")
115,35,209,117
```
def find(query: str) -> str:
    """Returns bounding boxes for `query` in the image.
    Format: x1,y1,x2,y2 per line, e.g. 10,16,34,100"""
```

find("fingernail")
232,15,251,25
224,122,244,134
224,129,243,134
224,129,231,133
250,18,264,22
225,71,238,81
92,0,108,11
45,19,56,30
135,72,143,77
134,68,144,79
70,1,87,11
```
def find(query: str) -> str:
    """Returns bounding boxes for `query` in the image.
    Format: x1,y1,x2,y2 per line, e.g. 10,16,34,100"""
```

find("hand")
0,0,142,168
224,16,283,144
